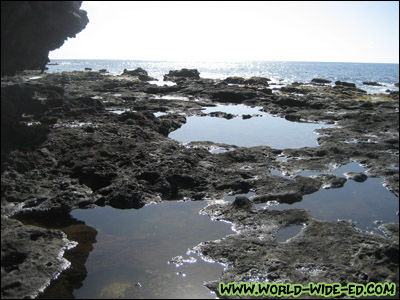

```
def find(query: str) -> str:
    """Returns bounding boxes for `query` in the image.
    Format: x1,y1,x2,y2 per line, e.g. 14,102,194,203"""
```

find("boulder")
319,174,347,189
363,81,382,86
122,68,155,81
232,196,254,210
335,81,356,88
344,172,368,182
163,69,200,81
311,78,332,84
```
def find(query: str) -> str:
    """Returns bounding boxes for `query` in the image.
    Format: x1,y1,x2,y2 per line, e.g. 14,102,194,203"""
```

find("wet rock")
245,76,271,86
163,68,200,81
1,216,74,299
253,192,302,204
70,164,117,191
1,82,58,159
107,183,147,209
209,111,235,119
199,212,399,298
319,174,347,188
224,76,270,86
344,172,368,182
1,69,398,298
122,68,156,81
389,90,399,100
280,85,311,94
201,200,312,235
253,176,322,204
363,81,383,86
9,211,98,299
210,88,259,103
223,76,247,84
158,114,187,136
275,96,308,107
379,222,399,240
335,81,356,88
311,78,332,84
232,196,254,210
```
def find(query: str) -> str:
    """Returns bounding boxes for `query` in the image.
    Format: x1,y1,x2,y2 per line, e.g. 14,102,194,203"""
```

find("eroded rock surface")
1,217,74,299
199,200,399,298
1,69,399,298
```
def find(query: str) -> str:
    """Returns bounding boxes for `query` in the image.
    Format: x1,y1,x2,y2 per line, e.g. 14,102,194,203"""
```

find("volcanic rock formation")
1,1,88,76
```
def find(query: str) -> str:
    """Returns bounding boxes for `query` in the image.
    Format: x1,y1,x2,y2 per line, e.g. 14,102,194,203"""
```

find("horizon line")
48,58,400,65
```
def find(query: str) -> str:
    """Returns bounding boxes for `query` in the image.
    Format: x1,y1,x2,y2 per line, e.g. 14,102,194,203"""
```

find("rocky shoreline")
1,69,399,298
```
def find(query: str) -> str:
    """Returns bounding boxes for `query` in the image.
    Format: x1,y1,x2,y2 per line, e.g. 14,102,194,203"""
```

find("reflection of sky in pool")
169,114,331,149
153,111,167,117
70,200,233,299
266,162,399,234
271,161,367,178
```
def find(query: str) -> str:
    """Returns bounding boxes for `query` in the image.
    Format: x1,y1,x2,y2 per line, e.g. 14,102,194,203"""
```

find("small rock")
311,78,331,84
362,81,382,86
232,196,253,210
335,81,356,88
344,172,368,182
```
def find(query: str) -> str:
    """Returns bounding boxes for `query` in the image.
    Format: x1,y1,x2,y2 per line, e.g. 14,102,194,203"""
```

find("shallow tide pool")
169,104,331,149
265,162,399,234
70,200,233,299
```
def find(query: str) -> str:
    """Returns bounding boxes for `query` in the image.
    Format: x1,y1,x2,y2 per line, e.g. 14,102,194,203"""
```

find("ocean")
46,60,399,94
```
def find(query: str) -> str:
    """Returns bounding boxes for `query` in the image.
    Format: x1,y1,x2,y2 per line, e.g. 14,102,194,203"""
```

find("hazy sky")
49,1,399,63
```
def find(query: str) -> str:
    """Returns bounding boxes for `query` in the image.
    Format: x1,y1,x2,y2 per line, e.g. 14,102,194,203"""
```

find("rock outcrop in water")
200,201,399,298
1,69,399,298
1,1,88,76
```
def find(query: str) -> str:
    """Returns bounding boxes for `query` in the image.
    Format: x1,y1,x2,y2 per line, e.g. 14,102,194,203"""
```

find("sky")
49,1,399,63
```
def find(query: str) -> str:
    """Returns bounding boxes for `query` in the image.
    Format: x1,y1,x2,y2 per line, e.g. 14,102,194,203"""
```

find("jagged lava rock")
163,68,200,81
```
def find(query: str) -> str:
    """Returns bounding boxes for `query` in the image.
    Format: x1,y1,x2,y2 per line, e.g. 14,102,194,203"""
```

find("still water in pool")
169,104,331,148
70,200,233,299
266,162,399,234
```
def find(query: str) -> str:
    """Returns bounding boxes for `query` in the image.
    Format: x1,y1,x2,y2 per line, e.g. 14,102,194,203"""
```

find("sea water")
46,60,399,94
70,201,233,299
266,162,399,235
168,106,331,149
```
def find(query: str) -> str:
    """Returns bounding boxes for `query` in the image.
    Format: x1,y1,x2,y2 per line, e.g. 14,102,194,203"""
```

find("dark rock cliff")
1,1,88,76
